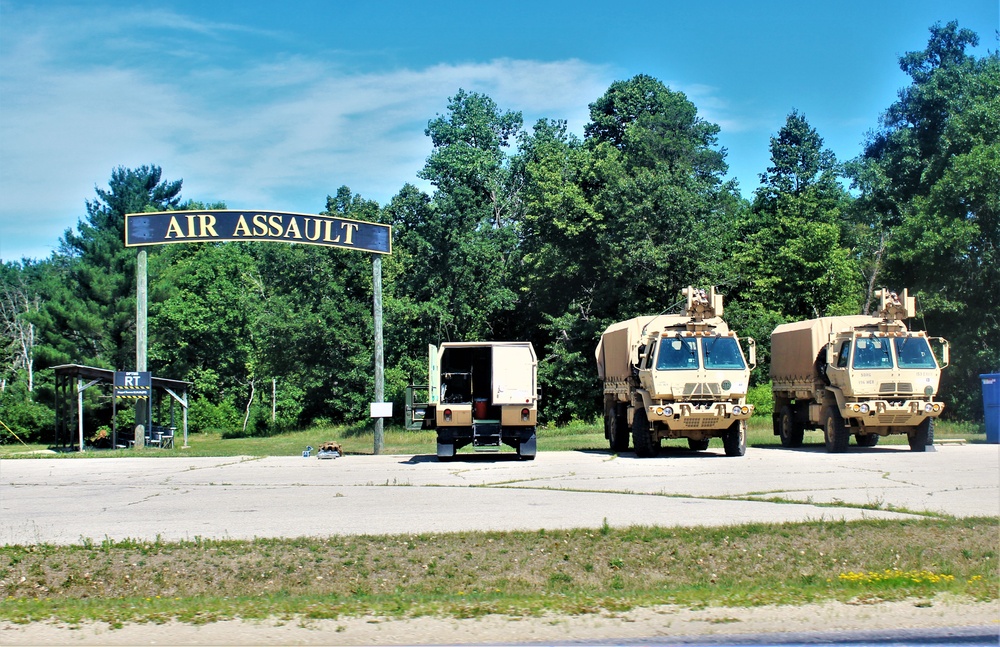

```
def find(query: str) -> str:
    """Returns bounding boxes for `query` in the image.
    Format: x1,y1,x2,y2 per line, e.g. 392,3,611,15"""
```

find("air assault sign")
125,210,391,254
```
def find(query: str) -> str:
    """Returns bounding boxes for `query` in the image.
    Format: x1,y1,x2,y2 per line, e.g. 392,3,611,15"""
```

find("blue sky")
1,0,997,261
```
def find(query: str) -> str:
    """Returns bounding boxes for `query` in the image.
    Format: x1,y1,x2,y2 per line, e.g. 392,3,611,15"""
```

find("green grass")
0,518,995,625
0,416,988,459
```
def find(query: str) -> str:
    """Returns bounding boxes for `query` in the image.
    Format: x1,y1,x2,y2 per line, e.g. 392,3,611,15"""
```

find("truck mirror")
747,338,757,370
932,337,950,368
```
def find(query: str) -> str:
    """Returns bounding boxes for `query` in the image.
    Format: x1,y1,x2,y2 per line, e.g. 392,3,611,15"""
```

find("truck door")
492,344,536,404
428,344,440,404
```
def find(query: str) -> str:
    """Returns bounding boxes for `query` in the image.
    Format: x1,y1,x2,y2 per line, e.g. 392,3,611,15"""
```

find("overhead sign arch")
125,210,391,254
125,209,392,453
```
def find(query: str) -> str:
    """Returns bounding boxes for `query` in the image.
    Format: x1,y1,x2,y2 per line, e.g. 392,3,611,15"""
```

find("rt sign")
125,210,391,255
114,371,151,399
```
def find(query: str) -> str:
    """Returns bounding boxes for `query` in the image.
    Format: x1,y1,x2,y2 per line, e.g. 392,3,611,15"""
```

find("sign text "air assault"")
124,210,392,255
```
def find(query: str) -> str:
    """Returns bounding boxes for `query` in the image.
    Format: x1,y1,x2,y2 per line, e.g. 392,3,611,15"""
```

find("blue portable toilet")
981,374,1000,443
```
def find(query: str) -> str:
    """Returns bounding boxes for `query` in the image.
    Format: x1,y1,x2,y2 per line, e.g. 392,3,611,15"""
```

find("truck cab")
598,287,756,458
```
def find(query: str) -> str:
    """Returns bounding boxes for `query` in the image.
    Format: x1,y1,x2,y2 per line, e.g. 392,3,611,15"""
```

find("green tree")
39,165,182,371
733,111,859,323
855,21,1000,418
521,76,740,421
409,90,525,342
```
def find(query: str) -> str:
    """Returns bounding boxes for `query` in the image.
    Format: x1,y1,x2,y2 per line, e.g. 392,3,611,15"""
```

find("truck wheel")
855,433,879,447
723,420,746,457
607,403,629,452
687,438,710,451
823,407,848,453
779,405,804,448
908,418,932,452
632,408,657,457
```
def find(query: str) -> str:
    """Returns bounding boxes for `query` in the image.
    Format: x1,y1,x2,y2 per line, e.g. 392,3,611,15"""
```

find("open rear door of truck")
428,344,440,404
492,343,536,405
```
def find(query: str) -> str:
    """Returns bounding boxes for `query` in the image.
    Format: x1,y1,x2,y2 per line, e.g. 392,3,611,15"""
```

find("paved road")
1,444,997,545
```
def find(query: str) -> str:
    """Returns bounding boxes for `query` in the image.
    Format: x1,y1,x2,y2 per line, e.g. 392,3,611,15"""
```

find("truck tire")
687,438,710,451
723,420,746,457
778,405,804,448
855,433,879,447
632,407,658,457
908,418,932,452
607,403,629,452
823,406,849,453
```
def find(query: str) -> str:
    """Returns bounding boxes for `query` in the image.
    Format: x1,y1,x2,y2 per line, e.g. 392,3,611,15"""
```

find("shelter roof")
50,364,190,389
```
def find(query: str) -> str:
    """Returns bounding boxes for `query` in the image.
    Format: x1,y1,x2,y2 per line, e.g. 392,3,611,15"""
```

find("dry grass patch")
1,517,996,626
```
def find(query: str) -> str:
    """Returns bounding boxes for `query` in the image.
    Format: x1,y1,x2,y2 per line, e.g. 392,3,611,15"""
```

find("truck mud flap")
516,432,537,460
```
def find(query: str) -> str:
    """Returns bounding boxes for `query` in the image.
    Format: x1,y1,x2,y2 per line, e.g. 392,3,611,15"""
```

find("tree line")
1,22,997,441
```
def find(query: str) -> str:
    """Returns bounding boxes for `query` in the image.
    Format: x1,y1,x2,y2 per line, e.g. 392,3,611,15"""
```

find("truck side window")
836,342,850,368
645,340,658,368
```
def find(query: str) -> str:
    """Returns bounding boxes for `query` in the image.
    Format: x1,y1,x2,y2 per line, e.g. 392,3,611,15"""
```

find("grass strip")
1,517,995,626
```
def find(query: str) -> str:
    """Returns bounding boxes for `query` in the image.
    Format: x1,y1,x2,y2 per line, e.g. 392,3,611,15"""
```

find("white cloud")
0,6,614,260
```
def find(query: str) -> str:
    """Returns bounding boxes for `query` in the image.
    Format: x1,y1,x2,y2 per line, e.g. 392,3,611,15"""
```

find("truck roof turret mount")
683,286,723,327
876,288,915,322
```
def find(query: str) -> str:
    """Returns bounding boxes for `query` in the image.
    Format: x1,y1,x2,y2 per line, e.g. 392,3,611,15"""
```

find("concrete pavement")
1,444,997,545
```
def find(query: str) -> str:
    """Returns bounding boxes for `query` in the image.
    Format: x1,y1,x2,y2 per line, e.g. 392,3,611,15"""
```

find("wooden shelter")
52,364,190,451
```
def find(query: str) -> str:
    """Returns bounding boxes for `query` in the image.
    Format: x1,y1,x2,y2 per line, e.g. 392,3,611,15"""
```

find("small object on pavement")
317,441,342,459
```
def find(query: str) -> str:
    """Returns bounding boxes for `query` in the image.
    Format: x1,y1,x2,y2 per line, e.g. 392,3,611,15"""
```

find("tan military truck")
596,287,756,457
405,342,539,461
770,289,949,452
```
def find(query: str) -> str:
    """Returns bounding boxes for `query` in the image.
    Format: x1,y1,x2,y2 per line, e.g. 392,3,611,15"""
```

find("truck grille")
683,383,721,396
879,382,914,394
875,414,912,425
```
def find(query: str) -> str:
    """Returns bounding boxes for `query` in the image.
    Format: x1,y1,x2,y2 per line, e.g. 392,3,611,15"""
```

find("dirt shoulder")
3,598,998,646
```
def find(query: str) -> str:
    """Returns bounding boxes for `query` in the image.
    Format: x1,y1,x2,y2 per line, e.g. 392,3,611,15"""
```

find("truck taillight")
444,408,452,422
521,408,530,421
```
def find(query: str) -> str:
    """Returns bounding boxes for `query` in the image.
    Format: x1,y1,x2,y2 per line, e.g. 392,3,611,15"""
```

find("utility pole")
135,247,148,447
373,255,384,454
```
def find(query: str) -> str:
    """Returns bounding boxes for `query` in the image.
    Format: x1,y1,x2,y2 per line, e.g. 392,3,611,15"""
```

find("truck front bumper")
842,399,944,427
647,402,754,432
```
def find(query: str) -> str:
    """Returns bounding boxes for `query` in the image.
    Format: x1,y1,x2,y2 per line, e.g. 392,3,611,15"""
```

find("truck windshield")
656,337,699,370
852,336,893,369
894,336,938,369
702,336,746,370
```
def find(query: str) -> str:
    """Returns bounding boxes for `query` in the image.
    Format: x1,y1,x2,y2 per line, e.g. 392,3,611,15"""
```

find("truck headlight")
924,386,934,396
924,403,933,413
859,403,870,413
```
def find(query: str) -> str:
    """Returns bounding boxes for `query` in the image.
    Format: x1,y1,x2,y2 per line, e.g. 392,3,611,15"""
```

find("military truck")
596,287,756,457
405,342,539,461
770,289,949,452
